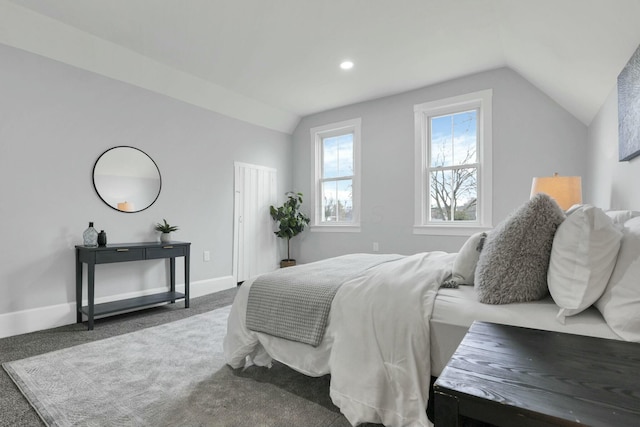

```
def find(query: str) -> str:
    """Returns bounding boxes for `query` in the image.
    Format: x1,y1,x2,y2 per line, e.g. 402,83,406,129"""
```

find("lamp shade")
530,173,582,211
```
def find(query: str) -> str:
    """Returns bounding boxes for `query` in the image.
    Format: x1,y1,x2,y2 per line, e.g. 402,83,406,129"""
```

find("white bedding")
224,251,455,427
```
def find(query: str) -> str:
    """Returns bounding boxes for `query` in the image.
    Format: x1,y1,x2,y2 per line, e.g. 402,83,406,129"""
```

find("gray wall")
2,42,606,333
587,85,640,210
291,67,588,262
0,44,291,317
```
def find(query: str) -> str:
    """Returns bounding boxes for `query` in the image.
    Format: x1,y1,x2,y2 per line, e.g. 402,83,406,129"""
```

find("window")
310,118,361,232
414,90,492,235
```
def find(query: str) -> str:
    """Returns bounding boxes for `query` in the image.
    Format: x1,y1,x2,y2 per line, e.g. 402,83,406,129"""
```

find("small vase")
83,222,98,247
98,230,107,246
161,232,171,243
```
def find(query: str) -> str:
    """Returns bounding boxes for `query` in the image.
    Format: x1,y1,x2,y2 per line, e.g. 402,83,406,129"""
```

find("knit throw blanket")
245,253,403,347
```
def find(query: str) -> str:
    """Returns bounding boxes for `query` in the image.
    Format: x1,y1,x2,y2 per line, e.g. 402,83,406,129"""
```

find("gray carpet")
4,306,234,426
0,288,370,427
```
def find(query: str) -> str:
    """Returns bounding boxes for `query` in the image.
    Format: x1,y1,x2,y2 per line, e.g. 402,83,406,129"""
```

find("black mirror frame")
92,146,162,213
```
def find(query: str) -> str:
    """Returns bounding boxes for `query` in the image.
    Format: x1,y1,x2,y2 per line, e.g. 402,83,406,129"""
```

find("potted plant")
270,192,310,267
155,219,178,243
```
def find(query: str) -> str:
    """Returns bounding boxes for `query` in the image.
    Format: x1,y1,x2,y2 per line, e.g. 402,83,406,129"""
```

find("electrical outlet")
373,242,379,252
203,251,211,262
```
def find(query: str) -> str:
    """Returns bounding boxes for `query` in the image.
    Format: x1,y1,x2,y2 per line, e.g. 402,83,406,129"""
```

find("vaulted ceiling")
3,0,640,133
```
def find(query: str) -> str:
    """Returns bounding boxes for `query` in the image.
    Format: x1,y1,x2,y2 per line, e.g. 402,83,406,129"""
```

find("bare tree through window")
429,110,478,222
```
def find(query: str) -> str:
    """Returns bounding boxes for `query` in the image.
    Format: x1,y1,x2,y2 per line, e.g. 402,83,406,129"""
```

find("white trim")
310,118,362,231
413,225,492,236
233,162,278,282
311,225,361,233
414,89,493,229
0,276,235,339
189,275,236,298
232,161,278,173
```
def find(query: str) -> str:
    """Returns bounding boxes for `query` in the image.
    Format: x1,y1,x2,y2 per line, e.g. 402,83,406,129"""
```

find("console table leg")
75,249,83,324
184,248,190,309
87,263,95,331
170,257,176,303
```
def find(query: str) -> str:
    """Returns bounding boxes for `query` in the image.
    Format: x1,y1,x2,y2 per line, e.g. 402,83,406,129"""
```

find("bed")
223,196,640,427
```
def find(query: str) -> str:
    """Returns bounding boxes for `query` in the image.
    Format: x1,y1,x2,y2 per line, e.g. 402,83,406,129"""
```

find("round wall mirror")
92,146,162,213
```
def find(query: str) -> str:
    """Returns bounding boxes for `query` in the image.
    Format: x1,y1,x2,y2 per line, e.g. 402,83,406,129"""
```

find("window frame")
310,118,361,232
413,90,493,236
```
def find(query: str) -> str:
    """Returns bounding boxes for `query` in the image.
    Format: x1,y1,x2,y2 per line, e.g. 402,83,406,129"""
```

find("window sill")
413,224,492,236
311,224,361,233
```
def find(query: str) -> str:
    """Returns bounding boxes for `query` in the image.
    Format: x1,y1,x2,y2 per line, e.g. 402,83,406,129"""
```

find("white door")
233,162,278,283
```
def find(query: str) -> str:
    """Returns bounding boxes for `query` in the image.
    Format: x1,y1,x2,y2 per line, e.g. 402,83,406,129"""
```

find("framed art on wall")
618,43,640,162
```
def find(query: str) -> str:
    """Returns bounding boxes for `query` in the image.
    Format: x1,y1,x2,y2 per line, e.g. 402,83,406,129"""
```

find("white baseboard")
0,275,236,339
189,275,237,299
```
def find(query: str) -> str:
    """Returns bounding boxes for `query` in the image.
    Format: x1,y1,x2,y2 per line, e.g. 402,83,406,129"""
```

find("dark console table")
434,321,640,426
75,241,190,330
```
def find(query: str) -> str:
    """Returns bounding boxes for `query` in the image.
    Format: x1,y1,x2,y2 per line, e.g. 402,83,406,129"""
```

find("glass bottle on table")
83,222,98,247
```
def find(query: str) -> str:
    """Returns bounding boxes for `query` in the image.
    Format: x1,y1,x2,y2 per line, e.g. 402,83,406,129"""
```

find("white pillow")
605,210,640,226
595,216,640,342
548,205,622,323
442,232,487,287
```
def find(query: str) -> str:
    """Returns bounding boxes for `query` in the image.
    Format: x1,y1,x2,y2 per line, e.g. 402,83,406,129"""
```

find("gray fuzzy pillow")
475,193,565,304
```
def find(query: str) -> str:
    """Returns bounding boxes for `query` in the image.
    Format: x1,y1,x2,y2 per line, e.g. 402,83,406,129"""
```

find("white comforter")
224,251,455,427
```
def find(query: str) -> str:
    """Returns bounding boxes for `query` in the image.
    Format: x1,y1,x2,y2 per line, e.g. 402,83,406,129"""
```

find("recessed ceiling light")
340,61,354,70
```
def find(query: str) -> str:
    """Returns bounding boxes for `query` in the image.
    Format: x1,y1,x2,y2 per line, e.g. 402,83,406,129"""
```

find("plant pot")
160,232,171,243
280,259,296,268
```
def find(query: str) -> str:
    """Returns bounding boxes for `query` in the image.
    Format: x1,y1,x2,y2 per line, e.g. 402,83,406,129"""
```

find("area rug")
3,306,354,427
3,307,233,427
